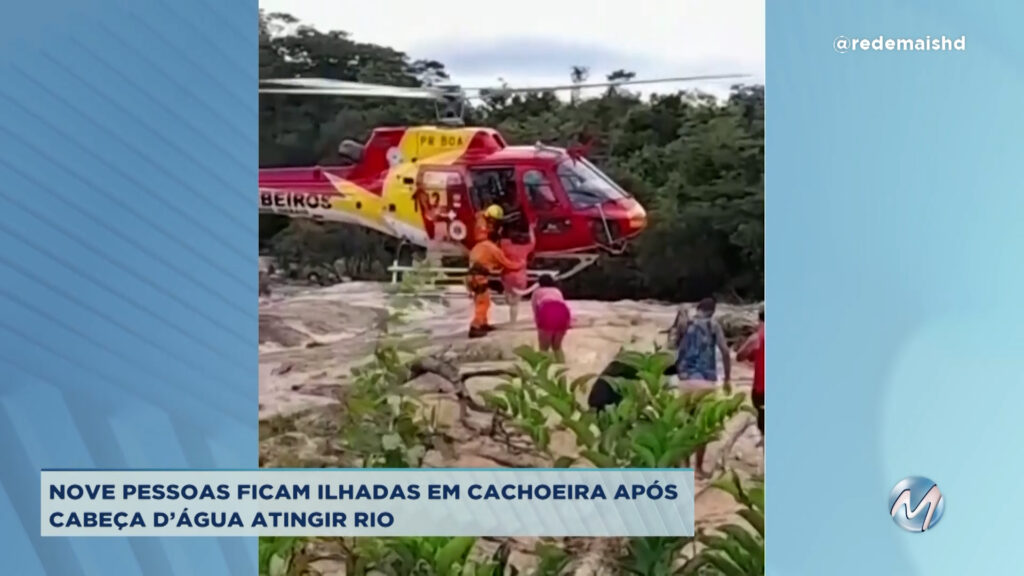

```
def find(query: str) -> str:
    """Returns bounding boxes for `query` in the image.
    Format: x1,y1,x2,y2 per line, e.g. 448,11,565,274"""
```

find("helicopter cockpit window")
523,170,558,210
556,158,628,207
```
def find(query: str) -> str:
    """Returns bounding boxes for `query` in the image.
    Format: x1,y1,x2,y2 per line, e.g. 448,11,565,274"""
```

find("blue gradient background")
0,0,256,574
769,2,1024,575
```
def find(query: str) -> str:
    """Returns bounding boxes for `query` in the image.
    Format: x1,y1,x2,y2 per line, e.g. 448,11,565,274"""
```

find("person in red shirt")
738,307,765,446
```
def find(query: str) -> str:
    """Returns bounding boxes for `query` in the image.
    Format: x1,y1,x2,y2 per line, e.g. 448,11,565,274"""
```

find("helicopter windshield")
556,158,629,207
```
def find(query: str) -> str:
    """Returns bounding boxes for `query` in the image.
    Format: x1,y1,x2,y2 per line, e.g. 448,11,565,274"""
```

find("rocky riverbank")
258,281,764,574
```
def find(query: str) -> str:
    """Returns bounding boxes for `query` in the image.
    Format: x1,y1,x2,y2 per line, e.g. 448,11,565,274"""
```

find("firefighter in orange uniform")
474,204,505,242
467,228,523,339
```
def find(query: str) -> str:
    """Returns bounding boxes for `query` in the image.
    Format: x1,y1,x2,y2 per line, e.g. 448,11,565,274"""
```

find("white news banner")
41,469,694,537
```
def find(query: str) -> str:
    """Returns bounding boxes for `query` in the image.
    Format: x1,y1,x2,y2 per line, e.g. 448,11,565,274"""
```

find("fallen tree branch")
463,368,515,380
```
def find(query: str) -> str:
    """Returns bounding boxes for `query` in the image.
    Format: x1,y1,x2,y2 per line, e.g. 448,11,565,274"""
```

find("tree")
570,65,590,104
409,59,449,87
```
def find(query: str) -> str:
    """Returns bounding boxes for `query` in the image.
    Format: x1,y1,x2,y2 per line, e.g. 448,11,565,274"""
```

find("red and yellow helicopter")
258,74,745,282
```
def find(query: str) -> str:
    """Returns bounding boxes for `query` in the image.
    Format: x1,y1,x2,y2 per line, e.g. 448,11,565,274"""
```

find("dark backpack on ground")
587,360,633,411
587,359,678,412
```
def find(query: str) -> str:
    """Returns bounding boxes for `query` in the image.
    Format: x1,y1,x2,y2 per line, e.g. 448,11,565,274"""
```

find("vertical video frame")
258,2,765,573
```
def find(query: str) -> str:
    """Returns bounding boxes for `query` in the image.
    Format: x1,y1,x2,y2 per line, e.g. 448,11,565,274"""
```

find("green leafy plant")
618,537,690,576
481,346,592,455
528,542,574,576
340,350,433,468
678,471,764,576
348,537,502,576
340,536,576,576
484,347,748,469
258,537,305,576
582,350,748,469
337,257,438,468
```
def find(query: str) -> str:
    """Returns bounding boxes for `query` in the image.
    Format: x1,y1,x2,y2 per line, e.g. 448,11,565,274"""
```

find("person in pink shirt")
499,228,535,324
531,274,571,362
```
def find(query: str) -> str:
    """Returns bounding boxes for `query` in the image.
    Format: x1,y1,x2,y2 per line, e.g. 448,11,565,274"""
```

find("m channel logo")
889,476,945,532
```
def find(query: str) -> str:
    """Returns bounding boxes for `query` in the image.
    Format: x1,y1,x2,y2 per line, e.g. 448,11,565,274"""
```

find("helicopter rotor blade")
259,87,443,99
465,73,751,95
259,77,444,100
258,73,753,101
261,78,415,91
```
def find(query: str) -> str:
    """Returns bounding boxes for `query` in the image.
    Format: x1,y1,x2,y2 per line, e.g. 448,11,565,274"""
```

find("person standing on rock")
466,230,524,339
674,298,732,388
499,228,535,324
674,296,732,477
738,307,765,447
531,274,571,362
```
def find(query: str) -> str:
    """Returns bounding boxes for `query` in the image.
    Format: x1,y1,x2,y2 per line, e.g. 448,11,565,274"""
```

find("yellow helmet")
485,205,504,220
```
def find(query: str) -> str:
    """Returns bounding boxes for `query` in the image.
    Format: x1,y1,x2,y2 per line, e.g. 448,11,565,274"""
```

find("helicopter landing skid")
514,253,599,296
535,253,599,282
387,246,599,288
387,239,462,285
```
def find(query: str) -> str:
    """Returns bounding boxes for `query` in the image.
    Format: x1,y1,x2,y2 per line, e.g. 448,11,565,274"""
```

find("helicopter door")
518,167,569,241
416,166,473,249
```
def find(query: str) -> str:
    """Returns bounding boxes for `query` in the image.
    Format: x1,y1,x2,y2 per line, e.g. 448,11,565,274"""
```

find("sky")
258,0,765,99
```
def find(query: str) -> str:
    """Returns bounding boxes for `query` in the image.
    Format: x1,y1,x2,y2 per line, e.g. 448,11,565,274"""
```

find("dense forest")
259,11,764,302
